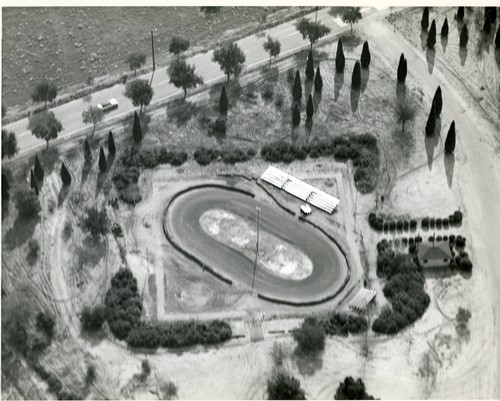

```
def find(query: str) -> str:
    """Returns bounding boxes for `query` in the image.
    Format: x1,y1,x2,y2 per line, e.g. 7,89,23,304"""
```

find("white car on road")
97,98,119,112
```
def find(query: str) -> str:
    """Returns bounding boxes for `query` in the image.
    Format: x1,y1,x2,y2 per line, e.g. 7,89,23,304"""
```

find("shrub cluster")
292,317,326,354
126,319,232,349
112,146,188,204
373,242,430,334
80,305,107,332
104,268,143,341
368,213,417,232
261,134,379,193
421,210,463,229
319,312,368,336
193,146,256,166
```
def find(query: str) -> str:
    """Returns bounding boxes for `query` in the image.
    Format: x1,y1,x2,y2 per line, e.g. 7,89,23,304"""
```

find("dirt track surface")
166,186,349,305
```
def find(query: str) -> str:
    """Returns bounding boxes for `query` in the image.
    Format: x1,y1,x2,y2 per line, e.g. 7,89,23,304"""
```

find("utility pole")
251,207,261,294
151,30,156,71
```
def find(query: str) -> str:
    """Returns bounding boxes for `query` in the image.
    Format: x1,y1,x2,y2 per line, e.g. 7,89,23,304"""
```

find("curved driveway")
166,187,349,304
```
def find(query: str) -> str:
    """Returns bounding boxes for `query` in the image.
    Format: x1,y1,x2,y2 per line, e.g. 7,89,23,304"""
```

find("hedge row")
126,320,232,349
373,242,430,334
193,146,256,166
112,146,188,204
104,268,232,348
421,210,463,229
261,134,379,193
319,312,368,336
368,213,417,232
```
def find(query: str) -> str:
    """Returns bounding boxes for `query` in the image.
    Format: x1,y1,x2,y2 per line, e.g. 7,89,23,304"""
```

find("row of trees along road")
22,7,364,149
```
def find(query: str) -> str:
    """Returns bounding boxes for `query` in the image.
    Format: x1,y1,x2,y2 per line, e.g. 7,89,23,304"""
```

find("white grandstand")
260,165,340,214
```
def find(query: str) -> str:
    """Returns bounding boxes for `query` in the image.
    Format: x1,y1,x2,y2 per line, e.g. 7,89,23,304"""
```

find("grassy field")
2,6,298,108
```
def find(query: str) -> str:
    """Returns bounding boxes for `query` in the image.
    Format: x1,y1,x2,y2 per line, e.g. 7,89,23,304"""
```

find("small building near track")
417,242,452,268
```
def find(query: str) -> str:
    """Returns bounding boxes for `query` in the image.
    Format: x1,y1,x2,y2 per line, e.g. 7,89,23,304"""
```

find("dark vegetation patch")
319,312,368,336
372,242,430,334
261,133,379,193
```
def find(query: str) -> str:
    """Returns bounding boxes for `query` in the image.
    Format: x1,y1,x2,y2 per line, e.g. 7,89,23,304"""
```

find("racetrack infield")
165,186,350,305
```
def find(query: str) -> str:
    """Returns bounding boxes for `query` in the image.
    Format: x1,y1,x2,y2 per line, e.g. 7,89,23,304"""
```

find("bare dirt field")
2,6,500,399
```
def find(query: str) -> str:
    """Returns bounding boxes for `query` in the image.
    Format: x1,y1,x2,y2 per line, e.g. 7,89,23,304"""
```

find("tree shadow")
334,71,344,101
350,88,360,113
434,117,442,143
304,80,313,102
496,49,500,69
457,19,464,34
441,35,448,53
305,119,313,143
82,94,92,104
106,153,116,173
396,82,406,103
293,348,323,377
426,48,436,75
421,30,428,50
360,67,370,93
444,152,455,188
168,101,198,128
425,135,436,170
459,47,468,66
291,125,300,144
313,90,322,108
81,161,92,186
3,215,40,250
57,185,70,208
2,197,10,220
95,172,106,198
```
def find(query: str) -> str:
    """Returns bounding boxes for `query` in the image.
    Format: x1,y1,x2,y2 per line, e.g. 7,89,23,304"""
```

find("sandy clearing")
360,17,500,398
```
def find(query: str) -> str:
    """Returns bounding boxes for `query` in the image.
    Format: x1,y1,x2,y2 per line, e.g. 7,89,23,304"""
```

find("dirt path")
361,19,500,398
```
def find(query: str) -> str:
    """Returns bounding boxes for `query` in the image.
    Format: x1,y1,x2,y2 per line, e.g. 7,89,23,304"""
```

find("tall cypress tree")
30,169,39,196
483,15,492,34
108,131,116,156
421,7,430,31
486,7,496,22
351,61,361,90
444,121,456,154
99,147,107,173
292,104,301,126
219,86,228,115
397,53,407,83
457,7,465,21
460,24,469,47
314,66,323,92
496,25,500,49
61,162,71,186
34,155,44,183
427,20,437,48
360,41,371,68
425,102,436,136
432,86,443,117
335,39,345,73
305,50,315,80
292,70,302,101
306,94,314,120
441,17,449,37
84,139,92,162
132,111,143,143
2,173,9,200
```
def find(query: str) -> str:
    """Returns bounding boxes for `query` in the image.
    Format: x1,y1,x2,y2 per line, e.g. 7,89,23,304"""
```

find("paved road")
3,6,381,158
167,187,349,305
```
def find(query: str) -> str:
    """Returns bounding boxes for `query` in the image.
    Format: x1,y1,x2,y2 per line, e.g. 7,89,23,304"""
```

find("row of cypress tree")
424,85,456,154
